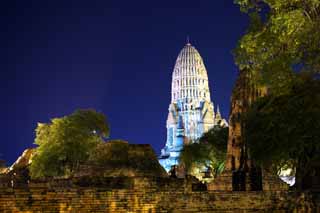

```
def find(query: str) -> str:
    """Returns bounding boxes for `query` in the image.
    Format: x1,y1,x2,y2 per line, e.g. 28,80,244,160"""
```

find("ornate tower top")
171,43,210,103
186,36,191,45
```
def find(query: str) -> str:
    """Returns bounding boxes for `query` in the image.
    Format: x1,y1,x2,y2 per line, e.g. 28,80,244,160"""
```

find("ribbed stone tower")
159,42,227,172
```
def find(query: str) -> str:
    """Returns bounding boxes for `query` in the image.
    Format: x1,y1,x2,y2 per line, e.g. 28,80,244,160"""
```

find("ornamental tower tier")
171,43,211,103
159,42,227,172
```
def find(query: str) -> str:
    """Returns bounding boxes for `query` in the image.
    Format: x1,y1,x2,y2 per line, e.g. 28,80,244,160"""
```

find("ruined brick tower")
209,70,287,191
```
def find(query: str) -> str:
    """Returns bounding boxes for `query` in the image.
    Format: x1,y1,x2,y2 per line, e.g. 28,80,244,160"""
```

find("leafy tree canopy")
244,76,320,189
180,125,228,179
234,0,320,94
30,109,109,179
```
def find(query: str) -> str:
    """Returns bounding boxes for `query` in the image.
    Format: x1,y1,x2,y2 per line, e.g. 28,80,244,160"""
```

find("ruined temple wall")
226,70,267,172
208,70,270,192
0,177,318,212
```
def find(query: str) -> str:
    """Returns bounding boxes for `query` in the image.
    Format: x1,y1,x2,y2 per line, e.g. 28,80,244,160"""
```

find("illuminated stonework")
159,42,227,171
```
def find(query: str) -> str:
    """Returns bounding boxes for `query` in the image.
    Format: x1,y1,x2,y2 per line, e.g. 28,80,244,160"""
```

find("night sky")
1,0,249,165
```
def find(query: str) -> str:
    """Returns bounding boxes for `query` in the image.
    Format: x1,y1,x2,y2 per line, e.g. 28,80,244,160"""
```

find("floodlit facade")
159,42,227,172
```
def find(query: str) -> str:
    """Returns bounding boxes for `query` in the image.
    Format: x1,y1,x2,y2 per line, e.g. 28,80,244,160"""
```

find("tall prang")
159,42,227,172
208,69,288,191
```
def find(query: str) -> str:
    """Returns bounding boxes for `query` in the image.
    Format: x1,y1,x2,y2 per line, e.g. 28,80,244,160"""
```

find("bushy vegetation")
234,0,320,190
180,126,228,179
245,76,320,189
234,0,320,94
30,109,109,178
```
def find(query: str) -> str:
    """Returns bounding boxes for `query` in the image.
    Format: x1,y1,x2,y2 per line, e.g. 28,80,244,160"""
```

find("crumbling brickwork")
0,176,318,212
208,70,287,191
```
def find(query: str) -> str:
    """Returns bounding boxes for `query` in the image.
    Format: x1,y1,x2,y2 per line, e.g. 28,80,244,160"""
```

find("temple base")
208,169,288,191
207,170,233,191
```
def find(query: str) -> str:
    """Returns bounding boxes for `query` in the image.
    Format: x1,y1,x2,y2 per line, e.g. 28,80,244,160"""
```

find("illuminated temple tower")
159,42,227,171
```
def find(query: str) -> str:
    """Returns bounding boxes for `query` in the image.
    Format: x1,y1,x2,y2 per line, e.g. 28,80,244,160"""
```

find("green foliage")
30,109,109,179
234,0,320,189
234,0,320,94
244,76,320,187
180,126,228,178
181,142,208,173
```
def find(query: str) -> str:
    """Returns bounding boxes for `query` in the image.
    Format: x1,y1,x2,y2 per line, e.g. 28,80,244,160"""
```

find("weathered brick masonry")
0,176,319,212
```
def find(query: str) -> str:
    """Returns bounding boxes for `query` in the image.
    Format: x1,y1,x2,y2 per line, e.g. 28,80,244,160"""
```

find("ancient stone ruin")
0,71,319,212
208,70,288,192
0,135,319,211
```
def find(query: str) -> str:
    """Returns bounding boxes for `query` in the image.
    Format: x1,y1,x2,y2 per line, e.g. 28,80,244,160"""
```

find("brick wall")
0,176,318,212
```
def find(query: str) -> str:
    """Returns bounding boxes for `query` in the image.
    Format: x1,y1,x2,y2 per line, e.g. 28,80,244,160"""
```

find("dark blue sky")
1,0,248,165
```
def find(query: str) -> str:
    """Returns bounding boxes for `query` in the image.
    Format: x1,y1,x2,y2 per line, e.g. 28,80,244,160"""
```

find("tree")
233,0,320,190
29,109,109,178
234,0,320,94
180,125,228,180
244,76,320,190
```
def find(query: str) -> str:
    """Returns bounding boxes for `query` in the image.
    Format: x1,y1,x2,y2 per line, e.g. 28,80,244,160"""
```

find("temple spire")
186,36,190,45
159,41,228,172
216,105,222,119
